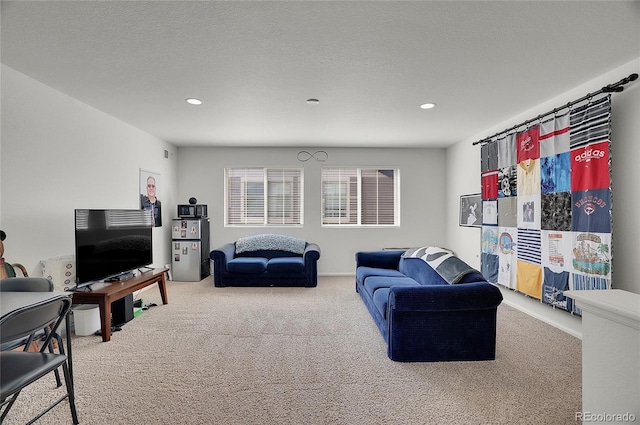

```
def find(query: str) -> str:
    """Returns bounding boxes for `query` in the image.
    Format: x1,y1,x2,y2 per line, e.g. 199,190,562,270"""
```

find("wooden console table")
71,268,169,342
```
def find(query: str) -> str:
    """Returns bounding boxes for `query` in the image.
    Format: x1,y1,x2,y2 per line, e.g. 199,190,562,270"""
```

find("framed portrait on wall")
140,169,162,227
460,194,482,227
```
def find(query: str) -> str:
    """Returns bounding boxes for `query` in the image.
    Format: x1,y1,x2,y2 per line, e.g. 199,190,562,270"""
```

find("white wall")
0,65,178,274
176,146,447,275
446,58,640,337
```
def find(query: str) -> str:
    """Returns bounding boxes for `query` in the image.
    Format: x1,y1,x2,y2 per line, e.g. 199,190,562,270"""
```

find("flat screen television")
74,209,153,287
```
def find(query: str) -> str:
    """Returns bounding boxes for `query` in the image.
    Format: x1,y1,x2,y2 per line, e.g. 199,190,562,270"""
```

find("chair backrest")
0,296,71,348
0,277,53,292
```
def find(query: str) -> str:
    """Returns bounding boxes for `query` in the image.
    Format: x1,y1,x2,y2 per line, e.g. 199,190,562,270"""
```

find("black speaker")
112,294,134,325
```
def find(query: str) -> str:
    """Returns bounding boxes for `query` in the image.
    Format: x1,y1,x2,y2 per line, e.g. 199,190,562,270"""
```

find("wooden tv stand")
71,268,169,342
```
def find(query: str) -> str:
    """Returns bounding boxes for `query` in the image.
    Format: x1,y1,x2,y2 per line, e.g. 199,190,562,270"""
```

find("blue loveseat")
356,247,503,362
210,234,320,288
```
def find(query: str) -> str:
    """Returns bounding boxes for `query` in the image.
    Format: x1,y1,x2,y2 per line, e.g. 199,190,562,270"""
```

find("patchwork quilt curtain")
480,95,612,314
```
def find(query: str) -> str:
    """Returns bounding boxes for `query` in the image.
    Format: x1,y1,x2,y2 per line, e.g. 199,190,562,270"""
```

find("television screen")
74,209,153,285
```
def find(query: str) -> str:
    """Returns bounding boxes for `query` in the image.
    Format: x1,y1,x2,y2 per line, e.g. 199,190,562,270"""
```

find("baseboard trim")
500,290,582,339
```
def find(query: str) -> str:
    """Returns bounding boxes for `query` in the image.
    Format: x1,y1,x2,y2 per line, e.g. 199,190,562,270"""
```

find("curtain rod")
472,73,639,146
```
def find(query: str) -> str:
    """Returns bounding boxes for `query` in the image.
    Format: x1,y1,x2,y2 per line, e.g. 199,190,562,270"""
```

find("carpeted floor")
3,276,582,424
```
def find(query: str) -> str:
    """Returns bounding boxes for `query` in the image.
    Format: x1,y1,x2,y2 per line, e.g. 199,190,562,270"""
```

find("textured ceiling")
2,1,639,148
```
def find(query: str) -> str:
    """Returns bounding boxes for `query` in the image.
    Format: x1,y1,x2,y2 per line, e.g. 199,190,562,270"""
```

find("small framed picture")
460,194,483,227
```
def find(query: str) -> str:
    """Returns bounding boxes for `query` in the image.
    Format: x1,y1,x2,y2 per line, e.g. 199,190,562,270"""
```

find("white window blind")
225,168,303,226
321,168,399,226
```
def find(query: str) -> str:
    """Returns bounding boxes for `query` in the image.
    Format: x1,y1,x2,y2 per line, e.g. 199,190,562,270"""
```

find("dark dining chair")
0,277,63,387
0,277,53,292
0,295,79,424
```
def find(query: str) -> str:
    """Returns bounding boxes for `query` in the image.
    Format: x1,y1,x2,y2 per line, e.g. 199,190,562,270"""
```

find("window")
321,168,399,226
225,168,303,226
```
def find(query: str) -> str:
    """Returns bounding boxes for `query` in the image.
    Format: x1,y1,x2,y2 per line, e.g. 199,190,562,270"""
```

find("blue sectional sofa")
210,234,320,287
356,247,503,362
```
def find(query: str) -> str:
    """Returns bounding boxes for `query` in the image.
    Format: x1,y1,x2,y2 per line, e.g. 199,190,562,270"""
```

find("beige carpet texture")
4,276,582,424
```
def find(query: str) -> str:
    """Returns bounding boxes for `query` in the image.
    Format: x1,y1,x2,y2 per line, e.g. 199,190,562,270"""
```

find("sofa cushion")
401,249,484,285
266,257,304,273
372,287,392,319
398,258,448,286
356,266,406,286
363,276,420,297
227,257,268,273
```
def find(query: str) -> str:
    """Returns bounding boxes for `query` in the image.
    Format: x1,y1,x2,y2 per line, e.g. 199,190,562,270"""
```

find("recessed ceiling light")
420,103,436,109
186,98,203,105
306,98,320,105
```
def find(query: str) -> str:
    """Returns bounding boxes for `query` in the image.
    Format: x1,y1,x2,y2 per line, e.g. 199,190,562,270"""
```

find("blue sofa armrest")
211,242,235,264
210,243,236,287
386,282,503,362
304,243,321,262
303,243,321,287
388,281,503,312
355,250,404,270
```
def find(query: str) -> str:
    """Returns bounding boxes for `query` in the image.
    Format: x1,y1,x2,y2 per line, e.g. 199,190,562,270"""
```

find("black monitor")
74,209,153,287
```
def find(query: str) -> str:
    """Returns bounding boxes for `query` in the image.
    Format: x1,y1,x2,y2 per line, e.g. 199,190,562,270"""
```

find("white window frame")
321,167,400,227
224,167,304,227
